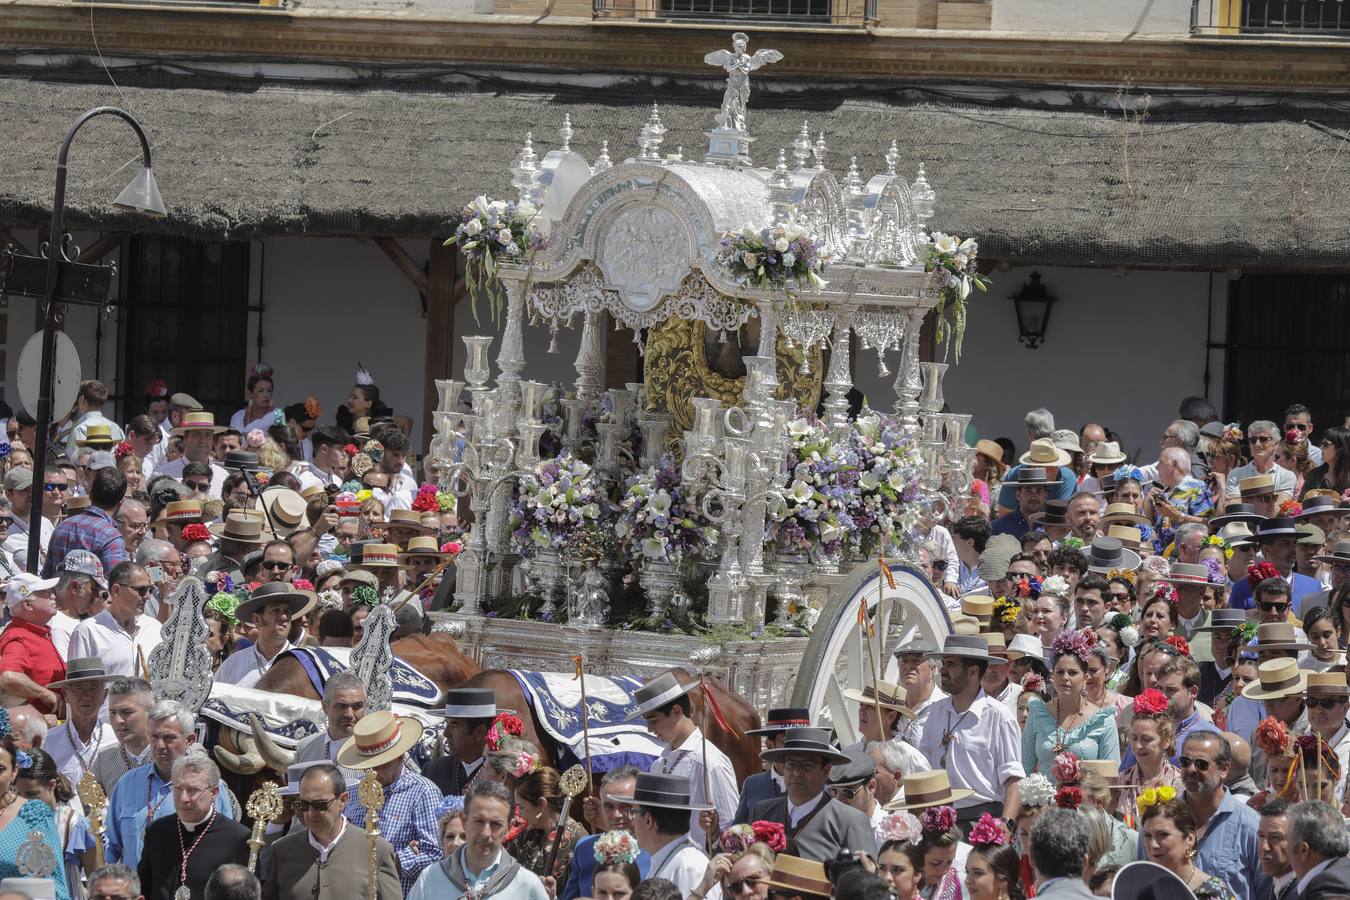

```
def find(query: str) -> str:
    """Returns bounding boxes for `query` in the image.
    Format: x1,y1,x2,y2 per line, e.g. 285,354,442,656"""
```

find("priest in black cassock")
138,754,251,900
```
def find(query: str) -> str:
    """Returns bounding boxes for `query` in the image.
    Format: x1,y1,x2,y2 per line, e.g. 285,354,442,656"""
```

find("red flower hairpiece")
180,524,211,543
1283,428,1301,445
114,440,134,461
145,379,168,399
1054,786,1083,809
1255,716,1291,758
1247,562,1281,589
968,813,1007,848
1164,634,1191,658
304,396,322,419
1278,500,1302,518
485,712,524,752
1153,583,1179,605
920,805,958,834
750,820,787,852
411,493,438,513
343,443,359,457
1021,673,1045,694
1051,751,1081,787
1133,688,1169,718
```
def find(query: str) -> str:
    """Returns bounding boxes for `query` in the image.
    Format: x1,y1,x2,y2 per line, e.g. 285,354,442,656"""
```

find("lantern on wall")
1011,272,1056,350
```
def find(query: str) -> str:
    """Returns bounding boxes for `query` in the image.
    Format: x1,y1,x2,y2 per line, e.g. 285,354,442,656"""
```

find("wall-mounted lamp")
1012,271,1056,350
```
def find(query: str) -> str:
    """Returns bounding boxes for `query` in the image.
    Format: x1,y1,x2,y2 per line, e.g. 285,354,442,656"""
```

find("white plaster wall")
851,266,1226,466
993,0,1193,34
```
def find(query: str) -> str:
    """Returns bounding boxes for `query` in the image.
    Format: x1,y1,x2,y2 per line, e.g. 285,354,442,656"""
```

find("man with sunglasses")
1283,404,1322,466
69,561,163,678
43,466,130,578
823,750,886,841
1171,732,1267,900
261,763,401,900
1303,673,1350,803
2,467,54,573
1225,421,1297,500
1227,519,1323,614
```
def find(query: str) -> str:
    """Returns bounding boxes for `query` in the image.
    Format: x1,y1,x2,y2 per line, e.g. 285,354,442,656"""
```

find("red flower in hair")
145,379,168,399
1278,500,1302,518
1153,583,1179,605
1283,428,1301,445
1133,688,1169,717
343,444,359,457
114,440,134,461
411,493,438,513
1051,751,1081,786
1164,635,1191,658
1021,673,1045,694
1247,562,1281,589
750,821,787,852
485,713,524,752
1054,786,1083,809
1255,717,1291,758
180,524,211,543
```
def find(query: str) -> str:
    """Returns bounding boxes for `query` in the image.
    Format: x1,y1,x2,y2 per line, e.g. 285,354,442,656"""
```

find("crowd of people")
0,372,1348,900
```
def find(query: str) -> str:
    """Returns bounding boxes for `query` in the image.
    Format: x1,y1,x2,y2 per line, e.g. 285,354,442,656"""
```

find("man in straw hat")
609,772,716,899
1158,562,1214,644
1222,624,1313,746
749,726,876,860
154,411,229,496
153,499,205,552
200,513,269,585
994,432,1076,513
894,638,949,746
213,583,315,688
918,635,1024,832
262,762,401,900
992,466,1062,541
1302,672,1349,802
625,671,738,846
1172,731,1266,900
1229,518,1323,613
44,656,121,789
338,710,443,894
733,707,808,824
1297,539,1350,618
352,543,407,595
423,688,516,798
68,561,162,678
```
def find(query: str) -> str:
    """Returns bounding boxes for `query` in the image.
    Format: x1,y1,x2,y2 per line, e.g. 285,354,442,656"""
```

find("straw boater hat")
1029,499,1070,529
927,634,995,663
1305,672,1349,698
1111,861,1194,900
1238,473,1278,501
607,772,713,811
385,509,433,537
153,498,205,527
1099,503,1149,528
336,710,424,770
64,495,90,512
398,535,450,563
1085,536,1142,574
235,582,317,621
299,483,328,504
975,440,1006,475
172,411,227,436
1312,540,1350,566
1244,658,1308,702
1088,441,1128,466
1252,623,1311,653
884,770,974,811
1297,495,1341,520
763,856,832,900
355,543,406,569
746,707,812,737
76,424,117,448
1106,524,1146,552
256,488,307,538
1160,563,1209,588
47,657,120,690
841,681,917,718
760,727,851,766
1209,503,1265,530
1194,608,1246,634
623,671,698,722
427,687,515,719
1019,438,1071,468
1009,466,1061,489
1079,759,1125,789
1216,522,1257,547
961,596,995,626
981,632,1010,662
209,513,270,544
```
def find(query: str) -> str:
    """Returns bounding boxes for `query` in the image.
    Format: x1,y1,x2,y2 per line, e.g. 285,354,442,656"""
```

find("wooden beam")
422,241,461,454
74,232,128,264
373,237,428,297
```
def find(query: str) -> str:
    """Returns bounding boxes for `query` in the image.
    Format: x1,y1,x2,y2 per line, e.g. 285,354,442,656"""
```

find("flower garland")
1055,786,1083,809
245,429,266,449
1230,620,1258,647
1255,717,1291,758
146,379,168,400
444,195,546,323
616,456,717,565
722,821,787,853
845,412,923,557
1278,500,1303,518
305,396,323,419
1107,569,1137,585
968,813,1007,847
594,831,640,865
716,224,829,292
1136,785,1176,815
879,812,923,844
511,748,540,778
767,415,856,558
923,233,988,362
509,452,605,555
412,483,440,513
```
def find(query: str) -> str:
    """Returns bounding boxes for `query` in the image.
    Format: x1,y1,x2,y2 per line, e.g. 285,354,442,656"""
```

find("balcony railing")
1192,0,1350,34
593,0,875,27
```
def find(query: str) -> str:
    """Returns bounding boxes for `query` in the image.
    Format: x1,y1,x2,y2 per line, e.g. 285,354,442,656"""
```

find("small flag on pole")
879,556,896,590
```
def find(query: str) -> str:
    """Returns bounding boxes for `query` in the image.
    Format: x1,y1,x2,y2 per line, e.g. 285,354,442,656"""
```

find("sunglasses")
724,879,766,896
1249,435,1273,444
1306,697,1346,710
825,785,862,800
1257,600,1290,613
932,560,948,572
1285,422,1310,431
185,481,210,492
261,560,291,571
0,518,11,527
117,583,153,597
293,797,341,814
1177,755,1212,772
43,482,67,492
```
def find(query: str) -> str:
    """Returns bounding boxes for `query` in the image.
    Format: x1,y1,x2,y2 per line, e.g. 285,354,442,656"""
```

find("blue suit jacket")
1228,572,1322,612
561,833,651,900
732,770,782,825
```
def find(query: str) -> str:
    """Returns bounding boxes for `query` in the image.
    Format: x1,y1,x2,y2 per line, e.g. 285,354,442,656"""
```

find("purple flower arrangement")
444,195,548,322
923,232,989,361
617,456,717,564
717,224,828,291
509,451,604,555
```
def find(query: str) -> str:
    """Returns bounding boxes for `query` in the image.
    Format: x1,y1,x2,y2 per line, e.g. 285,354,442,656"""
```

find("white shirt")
152,457,228,498
48,611,81,662
787,791,826,828
297,463,343,494
407,848,550,900
651,726,739,846
45,719,119,797
1225,461,1297,499
993,679,1023,717
3,516,54,573
901,684,949,746
66,412,125,456
67,610,163,677
647,836,721,900
1296,859,1333,897
918,691,1025,807
1326,721,1350,802
213,639,294,688
308,816,348,864
385,472,417,513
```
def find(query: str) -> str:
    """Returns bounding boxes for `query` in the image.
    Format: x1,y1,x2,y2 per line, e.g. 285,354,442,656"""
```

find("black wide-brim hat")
1112,861,1196,900
759,727,851,766
1208,504,1266,531
623,671,699,722
235,581,317,621
427,687,516,719
606,772,713,811
746,706,812,737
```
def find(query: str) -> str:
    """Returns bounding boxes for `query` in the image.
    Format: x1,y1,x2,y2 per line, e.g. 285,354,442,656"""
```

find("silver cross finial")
792,120,813,169
559,113,573,152
812,131,827,169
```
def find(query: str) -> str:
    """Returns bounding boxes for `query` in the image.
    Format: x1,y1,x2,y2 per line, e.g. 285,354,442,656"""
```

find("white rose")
498,228,513,244
463,218,482,237
774,237,790,253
